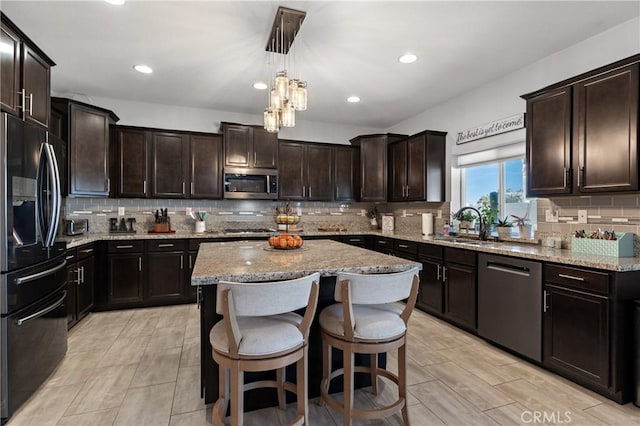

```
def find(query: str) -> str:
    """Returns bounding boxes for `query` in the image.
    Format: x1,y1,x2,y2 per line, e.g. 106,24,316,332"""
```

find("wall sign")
456,113,525,145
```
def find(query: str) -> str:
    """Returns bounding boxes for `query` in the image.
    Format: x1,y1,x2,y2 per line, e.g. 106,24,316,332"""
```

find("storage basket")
571,232,634,257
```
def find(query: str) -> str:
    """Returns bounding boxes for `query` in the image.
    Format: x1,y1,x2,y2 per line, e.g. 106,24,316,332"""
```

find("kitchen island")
191,239,421,409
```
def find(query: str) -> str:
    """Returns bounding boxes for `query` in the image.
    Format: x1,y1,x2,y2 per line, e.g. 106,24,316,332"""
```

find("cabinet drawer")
65,248,78,263
545,264,609,295
394,240,418,256
419,243,443,260
373,237,393,248
107,241,144,253
341,235,367,246
147,240,187,252
77,244,95,259
444,247,476,267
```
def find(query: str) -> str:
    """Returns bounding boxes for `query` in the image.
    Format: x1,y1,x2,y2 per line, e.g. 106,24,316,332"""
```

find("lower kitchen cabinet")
417,244,444,314
106,241,144,306
543,265,610,389
65,244,95,329
146,240,188,301
443,248,477,331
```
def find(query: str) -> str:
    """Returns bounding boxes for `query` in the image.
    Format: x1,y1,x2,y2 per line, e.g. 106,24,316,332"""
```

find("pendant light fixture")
263,7,307,133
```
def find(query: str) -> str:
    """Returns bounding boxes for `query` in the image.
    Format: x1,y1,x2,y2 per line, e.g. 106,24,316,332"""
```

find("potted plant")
496,217,513,239
366,206,380,230
457,210,476,230
479,198,498,232
511,214,532,239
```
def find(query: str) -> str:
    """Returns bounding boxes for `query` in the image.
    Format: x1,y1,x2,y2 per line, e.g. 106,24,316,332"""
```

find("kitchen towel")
422,213,434,235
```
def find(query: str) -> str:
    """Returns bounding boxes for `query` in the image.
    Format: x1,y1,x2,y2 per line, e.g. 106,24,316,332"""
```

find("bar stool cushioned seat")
319,267,419,425
210,273,320,426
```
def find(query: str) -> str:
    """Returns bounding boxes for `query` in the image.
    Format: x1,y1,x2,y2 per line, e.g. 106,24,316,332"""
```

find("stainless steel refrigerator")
0,113,67,422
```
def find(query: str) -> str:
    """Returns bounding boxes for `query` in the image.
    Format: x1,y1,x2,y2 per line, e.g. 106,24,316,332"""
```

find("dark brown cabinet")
65,244,95,329
388,131,446,202
525,87,572,196
334,146,358,201
1,14,55,129
350,133,406,202
574,64,638,193
146,240,187,301
523,55,639,197
278,140,333,201
114,126,223,200
443,248,477,331
151,131,189,198
117,128,149,197
52,98,119,197
543,265,610,389
190,134,223,199
417,244,445,314
222,123,278,169
106,242,144,306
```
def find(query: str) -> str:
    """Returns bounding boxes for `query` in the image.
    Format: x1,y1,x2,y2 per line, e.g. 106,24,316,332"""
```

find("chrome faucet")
453,207,488,240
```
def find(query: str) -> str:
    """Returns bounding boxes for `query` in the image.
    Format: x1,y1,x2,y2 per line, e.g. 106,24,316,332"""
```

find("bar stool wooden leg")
213,366,230,425
399,344,409,425
370,353,379,395
319,338,331,407
295,346,309,425
343,344,354,426
230,365,243,426
276,367,286,410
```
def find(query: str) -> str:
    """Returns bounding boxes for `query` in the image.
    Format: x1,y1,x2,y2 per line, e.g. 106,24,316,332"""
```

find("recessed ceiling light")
253,82,268,90
399,53,418,64
105,0,125,5
347,96,360,103
133,64,153,74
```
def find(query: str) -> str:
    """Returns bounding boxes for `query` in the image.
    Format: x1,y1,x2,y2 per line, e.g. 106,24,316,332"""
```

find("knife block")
154,218,171,233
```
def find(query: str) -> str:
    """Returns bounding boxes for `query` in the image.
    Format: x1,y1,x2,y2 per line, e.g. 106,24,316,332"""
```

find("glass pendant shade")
275,71,289,100
270,89,283,110
264,107,280,133
294,81,307,111
288,79,300,108
281,101,295,127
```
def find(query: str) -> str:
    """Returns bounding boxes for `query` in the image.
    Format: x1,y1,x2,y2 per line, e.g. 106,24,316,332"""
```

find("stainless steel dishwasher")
478,253,542,362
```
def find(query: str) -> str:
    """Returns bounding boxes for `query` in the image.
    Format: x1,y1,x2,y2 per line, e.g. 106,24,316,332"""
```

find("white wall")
387,17,640,207
72,95,383,145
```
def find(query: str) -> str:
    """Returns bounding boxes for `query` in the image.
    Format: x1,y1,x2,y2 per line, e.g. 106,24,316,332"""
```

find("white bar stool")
319,267,420,425
210,272,320,426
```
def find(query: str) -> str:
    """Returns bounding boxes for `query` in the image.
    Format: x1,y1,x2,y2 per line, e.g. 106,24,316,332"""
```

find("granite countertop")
191,239,421,285
62,230,640,272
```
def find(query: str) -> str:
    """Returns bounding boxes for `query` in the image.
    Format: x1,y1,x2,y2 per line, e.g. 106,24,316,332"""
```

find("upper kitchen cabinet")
522,54,639,196
334,145,358,201
278,140,333,201
114,126,223,200
116,127,150,198
222,123,278,169
1,13,55,129
388,130,446,202
151,131,190,198
190,134,223,199
350,133,407,202
52,97,119,197
525,87,572,196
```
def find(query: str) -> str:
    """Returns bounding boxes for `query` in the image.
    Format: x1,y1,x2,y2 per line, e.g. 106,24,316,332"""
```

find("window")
460,157,536,234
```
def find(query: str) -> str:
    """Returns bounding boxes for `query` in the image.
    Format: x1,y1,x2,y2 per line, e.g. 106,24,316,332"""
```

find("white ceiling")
2,1,639,129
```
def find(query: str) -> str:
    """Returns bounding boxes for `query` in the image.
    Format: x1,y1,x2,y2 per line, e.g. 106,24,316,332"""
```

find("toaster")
65,219,89,236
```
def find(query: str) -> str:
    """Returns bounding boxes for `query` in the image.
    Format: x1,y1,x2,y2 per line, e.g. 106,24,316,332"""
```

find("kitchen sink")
432,236,497,246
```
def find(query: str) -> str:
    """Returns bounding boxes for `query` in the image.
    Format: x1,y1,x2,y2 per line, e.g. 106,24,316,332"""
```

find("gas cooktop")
223,228,275,234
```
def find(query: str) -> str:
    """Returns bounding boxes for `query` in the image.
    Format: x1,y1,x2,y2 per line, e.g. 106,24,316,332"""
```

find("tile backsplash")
537,194,640,254
63,198,449,235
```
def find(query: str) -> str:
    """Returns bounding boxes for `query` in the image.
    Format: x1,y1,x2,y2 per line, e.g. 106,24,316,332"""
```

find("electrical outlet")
545,209,558,223
296,207,302,216
578,210,588,224
436,210,442,219
118,207,125,216
186,207,192,216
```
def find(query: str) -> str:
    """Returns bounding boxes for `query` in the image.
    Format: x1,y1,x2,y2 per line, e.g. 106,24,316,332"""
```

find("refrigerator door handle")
42,143,61,247
36,143,48,244
15,259,67,285
15,291,67,326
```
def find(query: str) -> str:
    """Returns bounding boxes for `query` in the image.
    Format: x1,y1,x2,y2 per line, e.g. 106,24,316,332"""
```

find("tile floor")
7,304,640,425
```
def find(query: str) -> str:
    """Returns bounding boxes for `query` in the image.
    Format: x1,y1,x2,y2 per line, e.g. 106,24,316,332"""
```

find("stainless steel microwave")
224,168,278,200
